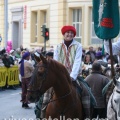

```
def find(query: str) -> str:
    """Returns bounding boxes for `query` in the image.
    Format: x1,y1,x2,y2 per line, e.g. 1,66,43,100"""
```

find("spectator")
82,48,86,61
46,51,53,59
2,53,16,90
19,51,34,108
9,49,16,61
95,51,108,68
82,54,92,78
2,53,14,68
86,46,96,63
20,45,24,51
0,55,4,67
85,62,109,119
6,40,12,53
15,48,21,62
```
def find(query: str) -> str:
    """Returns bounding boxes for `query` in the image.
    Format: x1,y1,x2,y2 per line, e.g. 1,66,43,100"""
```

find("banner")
93,0,119,39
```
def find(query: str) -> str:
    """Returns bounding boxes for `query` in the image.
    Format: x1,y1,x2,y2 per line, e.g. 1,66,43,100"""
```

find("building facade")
0,0,119,50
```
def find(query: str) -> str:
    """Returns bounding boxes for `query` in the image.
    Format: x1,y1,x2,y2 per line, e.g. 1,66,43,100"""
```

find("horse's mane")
48,59,72,84
30,58,72,85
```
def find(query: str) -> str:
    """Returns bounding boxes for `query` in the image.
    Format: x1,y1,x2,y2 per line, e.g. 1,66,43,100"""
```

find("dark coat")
2,56,14,68
85,72,109,108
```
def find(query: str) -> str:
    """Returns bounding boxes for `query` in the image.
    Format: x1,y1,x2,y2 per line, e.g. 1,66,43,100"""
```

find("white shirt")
54,39,82,80
104,38,120,65
104,38,120,55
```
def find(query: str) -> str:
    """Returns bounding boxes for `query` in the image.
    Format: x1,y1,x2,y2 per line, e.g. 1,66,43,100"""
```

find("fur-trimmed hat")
61,25,76,37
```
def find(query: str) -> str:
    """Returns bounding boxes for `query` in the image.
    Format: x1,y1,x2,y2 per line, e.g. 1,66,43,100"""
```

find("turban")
19,52,30,77
22,51,30,59
61,25,76,37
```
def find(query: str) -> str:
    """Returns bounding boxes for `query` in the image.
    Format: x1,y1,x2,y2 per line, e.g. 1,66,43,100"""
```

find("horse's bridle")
27,64,48,96
47,89,72,104
27,62,73,103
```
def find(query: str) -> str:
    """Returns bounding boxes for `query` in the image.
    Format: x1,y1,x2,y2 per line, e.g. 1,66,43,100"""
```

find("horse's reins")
28,63,73,103
44,88,72,105
28,62,74,113
42,88,74,118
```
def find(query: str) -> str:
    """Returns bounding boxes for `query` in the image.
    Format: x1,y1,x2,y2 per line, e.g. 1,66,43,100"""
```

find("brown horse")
27,54,83,119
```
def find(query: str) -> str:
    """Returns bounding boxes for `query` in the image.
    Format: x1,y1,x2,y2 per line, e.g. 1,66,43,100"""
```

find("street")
0,88,36,120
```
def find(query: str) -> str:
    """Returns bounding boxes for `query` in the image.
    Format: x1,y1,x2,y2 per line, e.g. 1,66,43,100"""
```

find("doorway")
12,22,19,49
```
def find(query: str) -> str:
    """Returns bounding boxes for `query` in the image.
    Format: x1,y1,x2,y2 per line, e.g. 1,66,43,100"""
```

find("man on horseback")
34,25,95,119
54,25,82,82
35,25,82,118
54,25,84,95
54,26,96,118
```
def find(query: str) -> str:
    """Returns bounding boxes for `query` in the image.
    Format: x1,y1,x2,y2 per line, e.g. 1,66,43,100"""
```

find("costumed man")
34,25,96,119
54,25,82,82
19,51,34,108
104,38,120,65
54,25,96,118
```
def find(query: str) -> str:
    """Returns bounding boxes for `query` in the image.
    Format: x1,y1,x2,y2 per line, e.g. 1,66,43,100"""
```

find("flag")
93,0,119,39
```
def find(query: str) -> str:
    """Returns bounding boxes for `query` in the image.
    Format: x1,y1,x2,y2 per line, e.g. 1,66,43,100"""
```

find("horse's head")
27,52,72,103
27,54,54,102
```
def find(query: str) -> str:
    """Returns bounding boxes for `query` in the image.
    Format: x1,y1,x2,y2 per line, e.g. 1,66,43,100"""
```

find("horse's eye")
38,67,45,73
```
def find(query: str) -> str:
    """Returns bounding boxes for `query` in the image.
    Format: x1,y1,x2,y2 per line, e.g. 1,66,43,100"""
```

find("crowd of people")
0,25,120,119
0,45,54,108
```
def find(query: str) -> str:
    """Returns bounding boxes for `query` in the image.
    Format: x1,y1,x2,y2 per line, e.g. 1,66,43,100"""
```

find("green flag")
93,0,119,39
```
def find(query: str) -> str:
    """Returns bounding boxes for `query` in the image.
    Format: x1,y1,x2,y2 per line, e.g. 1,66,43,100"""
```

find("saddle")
76,76,97,118
72,80,83,95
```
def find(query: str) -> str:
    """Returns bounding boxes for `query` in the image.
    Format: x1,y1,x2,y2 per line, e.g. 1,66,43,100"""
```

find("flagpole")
109,39,116,84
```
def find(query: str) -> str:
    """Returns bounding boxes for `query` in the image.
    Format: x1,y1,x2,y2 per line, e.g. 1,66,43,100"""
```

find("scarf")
19,52,30,77
64,39,73,49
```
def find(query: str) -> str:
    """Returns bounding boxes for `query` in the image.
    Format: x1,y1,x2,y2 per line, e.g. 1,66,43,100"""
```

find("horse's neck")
53,78,72,99
54,86,71,97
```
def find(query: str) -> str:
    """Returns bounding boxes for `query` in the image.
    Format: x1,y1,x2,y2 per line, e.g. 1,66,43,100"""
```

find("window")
90,8,102,45
43,11,46,24
31,10,47,43
72,9,82,42
40,10,47,43
31,11,37,43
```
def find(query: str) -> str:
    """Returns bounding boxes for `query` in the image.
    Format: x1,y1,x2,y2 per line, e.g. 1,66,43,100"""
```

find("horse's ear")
34,52,41,63
40,53,47,64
